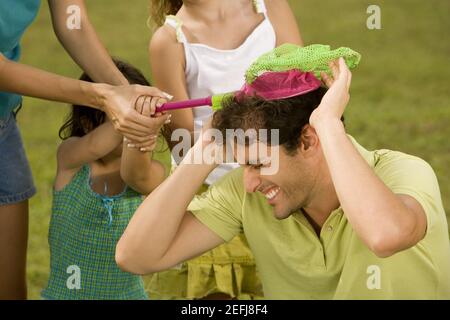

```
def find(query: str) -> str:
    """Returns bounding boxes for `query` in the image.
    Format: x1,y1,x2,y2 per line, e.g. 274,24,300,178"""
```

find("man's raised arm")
115,138,225,274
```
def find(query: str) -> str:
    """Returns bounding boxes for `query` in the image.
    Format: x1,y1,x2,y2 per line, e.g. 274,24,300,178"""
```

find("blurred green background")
18,0,449,299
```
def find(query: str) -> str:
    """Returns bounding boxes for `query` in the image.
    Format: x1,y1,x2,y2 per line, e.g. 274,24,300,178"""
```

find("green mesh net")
245,44,361,84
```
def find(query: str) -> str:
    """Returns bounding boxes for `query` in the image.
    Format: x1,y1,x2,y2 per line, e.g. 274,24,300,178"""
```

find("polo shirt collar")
292,135,375,231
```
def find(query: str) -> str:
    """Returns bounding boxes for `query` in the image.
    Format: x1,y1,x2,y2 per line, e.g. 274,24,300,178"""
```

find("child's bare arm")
120,96,170,194
266,0,303,46
120,140,167,195
57,121,122,171
149,26,195,140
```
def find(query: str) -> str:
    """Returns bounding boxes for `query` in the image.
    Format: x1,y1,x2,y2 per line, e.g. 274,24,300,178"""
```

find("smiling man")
116,59,450,299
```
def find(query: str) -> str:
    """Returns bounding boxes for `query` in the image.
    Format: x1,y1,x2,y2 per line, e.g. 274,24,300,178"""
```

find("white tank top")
165,0,276,185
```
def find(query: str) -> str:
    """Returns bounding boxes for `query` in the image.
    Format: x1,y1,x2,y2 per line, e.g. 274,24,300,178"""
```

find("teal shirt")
0,0,41,119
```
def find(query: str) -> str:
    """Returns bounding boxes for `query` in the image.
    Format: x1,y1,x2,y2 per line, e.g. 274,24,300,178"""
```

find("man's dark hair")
212,87,344,154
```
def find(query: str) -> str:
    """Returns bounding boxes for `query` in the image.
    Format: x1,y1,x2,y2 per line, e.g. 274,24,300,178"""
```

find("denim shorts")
0,109,36,205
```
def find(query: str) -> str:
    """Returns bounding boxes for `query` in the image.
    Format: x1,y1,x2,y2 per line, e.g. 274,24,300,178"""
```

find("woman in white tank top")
148,0,303,299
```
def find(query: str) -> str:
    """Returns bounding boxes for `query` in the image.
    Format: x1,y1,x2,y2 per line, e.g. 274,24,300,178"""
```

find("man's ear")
299,125,319,154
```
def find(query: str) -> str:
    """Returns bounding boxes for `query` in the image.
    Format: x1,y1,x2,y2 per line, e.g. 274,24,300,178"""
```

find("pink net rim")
239,69,322,100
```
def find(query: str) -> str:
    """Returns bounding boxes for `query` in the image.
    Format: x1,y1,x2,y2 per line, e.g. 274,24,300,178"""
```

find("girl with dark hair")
41,59,171,299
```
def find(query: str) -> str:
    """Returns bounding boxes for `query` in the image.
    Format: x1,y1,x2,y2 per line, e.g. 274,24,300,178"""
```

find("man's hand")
181,119,223,168
309,58,352,129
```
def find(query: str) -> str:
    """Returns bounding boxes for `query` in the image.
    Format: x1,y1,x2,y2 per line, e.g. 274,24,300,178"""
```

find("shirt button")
327,225,333,232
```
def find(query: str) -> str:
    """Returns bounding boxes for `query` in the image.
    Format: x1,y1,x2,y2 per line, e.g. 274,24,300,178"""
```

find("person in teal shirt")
0,0,170,299
0,1,41,117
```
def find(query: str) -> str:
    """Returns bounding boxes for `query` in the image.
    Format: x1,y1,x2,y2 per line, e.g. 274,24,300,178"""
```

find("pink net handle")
156,97,212,112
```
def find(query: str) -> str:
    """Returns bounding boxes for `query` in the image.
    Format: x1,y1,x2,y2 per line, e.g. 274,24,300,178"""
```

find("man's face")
240,142,317,220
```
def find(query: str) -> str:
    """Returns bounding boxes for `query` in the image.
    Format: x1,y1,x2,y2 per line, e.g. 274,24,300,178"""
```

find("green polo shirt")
188,136,450,299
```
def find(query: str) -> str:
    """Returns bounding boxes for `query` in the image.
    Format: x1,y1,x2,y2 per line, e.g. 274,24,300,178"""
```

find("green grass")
18,0,449,299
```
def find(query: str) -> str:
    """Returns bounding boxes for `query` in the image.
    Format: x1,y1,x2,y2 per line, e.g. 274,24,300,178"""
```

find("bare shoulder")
149,24,186,73
149,24,182,55
264,0,291,13
55,139,83,191
56,137,79,159
264,0,303,46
